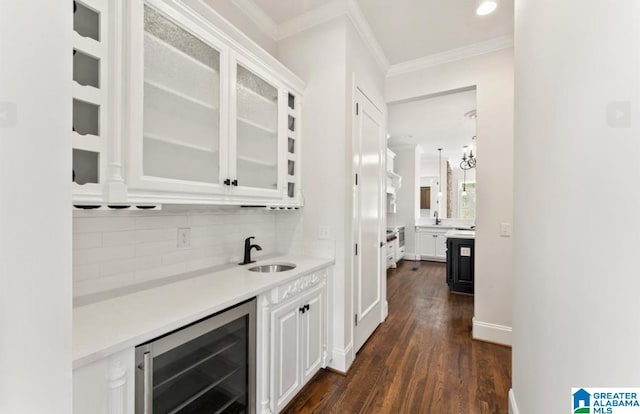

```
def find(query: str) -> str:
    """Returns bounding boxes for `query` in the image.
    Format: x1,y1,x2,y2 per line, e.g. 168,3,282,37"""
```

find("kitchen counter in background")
73,254,334,369
445,229,476,239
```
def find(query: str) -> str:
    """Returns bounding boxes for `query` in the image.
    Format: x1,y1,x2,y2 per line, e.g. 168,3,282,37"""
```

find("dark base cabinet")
446,238,475,294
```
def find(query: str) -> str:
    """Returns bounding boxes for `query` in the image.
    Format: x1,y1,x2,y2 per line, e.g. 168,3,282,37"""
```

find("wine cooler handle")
143,352,153,414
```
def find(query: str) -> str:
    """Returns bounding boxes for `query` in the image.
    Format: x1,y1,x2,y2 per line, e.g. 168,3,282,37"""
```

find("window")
458,182,476,220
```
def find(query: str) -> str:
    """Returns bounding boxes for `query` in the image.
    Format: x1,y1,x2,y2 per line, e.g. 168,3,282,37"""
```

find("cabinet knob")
305,304,310,311
232,179,238,186
299,306,305,314
224,179,231,186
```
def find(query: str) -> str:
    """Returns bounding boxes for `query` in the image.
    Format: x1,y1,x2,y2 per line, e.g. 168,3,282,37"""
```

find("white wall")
387,48,514,345
0,1,72,412
277,18,350,370
277,16,386,372
73,208,289,298
512,0,640,412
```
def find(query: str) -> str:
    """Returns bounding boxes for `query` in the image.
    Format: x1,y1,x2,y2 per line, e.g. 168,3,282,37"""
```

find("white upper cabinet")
70,0,308,206
127,1,230,197
72,0,111,203
229,54,283,199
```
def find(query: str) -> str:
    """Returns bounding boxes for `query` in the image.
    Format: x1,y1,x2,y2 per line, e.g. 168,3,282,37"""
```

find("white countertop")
73,254,334,369
415,223,474,231
444,229,476,239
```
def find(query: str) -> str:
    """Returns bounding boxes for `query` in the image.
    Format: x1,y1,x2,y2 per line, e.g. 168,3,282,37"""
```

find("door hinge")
355,103,359,115
355,173,358,185
355,314,358,326
355,243,358,256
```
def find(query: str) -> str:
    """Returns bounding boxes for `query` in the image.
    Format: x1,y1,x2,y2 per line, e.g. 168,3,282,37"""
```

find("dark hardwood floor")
281,260,512,414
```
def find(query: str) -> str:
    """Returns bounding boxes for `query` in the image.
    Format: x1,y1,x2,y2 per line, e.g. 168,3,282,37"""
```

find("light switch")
500,223,512,237
318,225,331,240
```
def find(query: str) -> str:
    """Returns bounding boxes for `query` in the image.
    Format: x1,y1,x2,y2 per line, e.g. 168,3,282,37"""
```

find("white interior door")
353,87,385,353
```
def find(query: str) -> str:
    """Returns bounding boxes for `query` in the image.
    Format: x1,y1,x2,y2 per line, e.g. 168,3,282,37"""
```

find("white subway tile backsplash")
100,256,161,277
187,214,230,226
135,228,176,243
73,264,101,281
73,245,136,266
134,262,188,284
135,240,178,257
73,233,102,250
74,217,136,234
102,230,137,247
72,209,290,298
135,215,189,229
74,273,136,297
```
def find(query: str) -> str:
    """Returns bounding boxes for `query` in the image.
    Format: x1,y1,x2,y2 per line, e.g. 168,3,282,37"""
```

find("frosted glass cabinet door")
234,64,279,191
142,5,222,185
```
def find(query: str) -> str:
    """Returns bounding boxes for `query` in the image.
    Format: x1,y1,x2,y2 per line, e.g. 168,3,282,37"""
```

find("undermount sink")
248,263,296,273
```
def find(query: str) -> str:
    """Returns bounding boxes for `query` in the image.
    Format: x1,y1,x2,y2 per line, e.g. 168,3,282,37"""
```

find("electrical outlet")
318,225,330,240
500,223,512,237
177,227,191,248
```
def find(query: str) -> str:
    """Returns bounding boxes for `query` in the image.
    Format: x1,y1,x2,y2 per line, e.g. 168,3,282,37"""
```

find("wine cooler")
135,299,256,414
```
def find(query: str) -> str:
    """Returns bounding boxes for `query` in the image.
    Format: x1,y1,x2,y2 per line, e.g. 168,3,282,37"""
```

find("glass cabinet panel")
152,316,249,414
142,5,221,184
235,64,278,190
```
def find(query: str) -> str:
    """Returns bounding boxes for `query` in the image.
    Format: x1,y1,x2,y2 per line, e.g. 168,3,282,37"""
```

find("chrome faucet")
434,210,441,225
240,236,262,265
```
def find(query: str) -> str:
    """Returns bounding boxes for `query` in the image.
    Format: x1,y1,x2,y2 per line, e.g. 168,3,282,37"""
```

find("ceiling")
357,0,514,64
388,89,477,161
250,0,336,24
224,0,514,66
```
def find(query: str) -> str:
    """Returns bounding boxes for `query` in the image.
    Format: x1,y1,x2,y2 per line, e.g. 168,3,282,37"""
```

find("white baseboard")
328,342,354,374
402,252,446,262
402,252,419,261
509,389,519,414
472,317,512,346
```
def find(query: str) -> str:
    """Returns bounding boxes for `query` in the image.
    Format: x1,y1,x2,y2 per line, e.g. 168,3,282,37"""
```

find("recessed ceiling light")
476,0,497,16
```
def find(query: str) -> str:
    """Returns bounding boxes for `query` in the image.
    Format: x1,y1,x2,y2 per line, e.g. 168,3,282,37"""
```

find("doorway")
352,86,386,353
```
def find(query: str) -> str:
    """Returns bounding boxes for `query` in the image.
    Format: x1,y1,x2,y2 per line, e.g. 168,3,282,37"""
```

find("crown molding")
227,1,511,76
231,0,279,40
387,35,514,77
277,0,348,40
389,142,422,153
230,0,389,71
276,0,389,70
345,0,390,70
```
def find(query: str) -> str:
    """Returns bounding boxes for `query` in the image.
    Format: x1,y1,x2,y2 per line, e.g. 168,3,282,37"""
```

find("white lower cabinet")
258,268,329,414
300,286,324,383
73,348,135,414
73,266,330,414
418,228,448,261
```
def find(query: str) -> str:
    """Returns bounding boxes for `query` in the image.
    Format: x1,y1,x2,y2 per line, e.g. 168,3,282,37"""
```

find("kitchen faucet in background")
240,236,262,265
434,210,441,225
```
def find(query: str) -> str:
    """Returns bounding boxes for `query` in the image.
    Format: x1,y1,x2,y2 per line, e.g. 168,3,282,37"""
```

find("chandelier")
460,136,477,170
